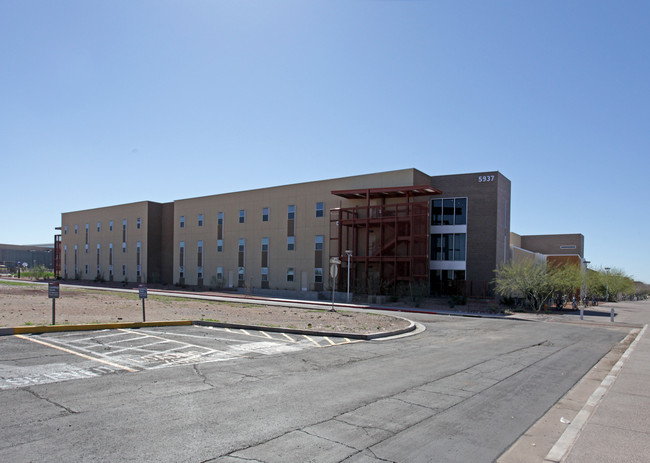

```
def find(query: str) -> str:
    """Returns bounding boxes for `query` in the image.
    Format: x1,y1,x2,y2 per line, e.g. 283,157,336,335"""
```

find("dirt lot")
0,282,411,335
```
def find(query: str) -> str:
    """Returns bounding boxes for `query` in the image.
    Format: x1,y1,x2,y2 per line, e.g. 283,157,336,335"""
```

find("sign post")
139,285,148,322
48,282,60,325
329,257,341,312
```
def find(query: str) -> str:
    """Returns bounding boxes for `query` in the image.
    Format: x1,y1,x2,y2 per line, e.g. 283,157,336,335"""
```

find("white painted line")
281,333,296,342
323,337,336,346
303,335,321,347
545,324,647,462
261,331,273,339
145,327,260,343
15,334,138,373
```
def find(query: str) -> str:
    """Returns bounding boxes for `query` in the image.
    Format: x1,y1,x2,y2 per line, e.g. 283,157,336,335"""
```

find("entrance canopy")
331,185,442,200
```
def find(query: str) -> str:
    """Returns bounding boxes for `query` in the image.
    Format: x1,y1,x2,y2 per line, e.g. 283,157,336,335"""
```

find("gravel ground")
0,281,411,335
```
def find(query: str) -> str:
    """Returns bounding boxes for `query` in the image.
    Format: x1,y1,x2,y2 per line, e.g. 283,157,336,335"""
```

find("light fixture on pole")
345,250,353,303
584,260,591,308
604,267,611,302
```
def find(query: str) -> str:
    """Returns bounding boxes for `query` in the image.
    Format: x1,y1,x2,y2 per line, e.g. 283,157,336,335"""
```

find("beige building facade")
60,201,173,284
510,232,585,269
59,168,515,297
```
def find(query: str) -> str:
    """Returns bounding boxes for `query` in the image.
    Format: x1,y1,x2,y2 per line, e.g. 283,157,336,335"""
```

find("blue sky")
1,1,648,282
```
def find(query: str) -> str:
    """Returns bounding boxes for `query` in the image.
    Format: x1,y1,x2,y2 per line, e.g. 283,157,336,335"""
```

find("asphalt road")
0,313,629,462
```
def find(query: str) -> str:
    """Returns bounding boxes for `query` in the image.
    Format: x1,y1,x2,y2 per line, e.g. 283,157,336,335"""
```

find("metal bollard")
580,306,584,320
611,308,615,323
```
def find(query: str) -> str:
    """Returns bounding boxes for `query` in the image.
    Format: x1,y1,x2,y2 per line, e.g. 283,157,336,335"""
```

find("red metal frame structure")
54,234,61,278
330,185,441,294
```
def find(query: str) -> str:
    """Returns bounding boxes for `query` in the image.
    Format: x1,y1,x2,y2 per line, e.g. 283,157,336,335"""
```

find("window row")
64,218,141,236
431,198,467,226
179,203,325,228
179,235,325,272
178,266,323,284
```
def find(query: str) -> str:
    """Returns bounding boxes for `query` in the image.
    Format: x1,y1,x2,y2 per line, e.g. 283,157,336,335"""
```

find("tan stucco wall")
520,234,584,258
61,202,156,283
171,168,430,289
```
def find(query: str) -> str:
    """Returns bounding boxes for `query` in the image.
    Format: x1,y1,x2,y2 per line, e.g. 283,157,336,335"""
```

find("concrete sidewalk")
557,300,650,462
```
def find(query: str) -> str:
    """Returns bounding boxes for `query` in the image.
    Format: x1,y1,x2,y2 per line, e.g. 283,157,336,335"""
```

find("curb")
1,318,416,340
193,317,416,340
5,320,193,335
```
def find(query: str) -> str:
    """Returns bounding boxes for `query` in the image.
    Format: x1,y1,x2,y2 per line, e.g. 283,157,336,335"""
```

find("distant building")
0,243,54,272
510,232,584,268
56,168,578,298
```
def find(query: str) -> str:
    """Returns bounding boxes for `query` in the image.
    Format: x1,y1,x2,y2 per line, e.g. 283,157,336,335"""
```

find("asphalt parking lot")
1,325,362,390
0,313,632,462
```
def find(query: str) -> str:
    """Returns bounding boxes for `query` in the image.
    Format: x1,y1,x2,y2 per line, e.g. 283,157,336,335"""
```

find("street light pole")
583,260,591,312
345,250,352,303
605,267,611,302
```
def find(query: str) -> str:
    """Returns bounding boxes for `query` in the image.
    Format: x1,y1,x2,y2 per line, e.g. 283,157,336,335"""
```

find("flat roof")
331,185,442,199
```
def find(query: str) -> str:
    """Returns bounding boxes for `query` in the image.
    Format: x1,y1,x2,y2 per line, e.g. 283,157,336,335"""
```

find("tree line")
493,261,640,312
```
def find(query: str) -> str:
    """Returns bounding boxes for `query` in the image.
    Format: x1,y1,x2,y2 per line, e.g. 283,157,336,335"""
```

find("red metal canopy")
331,185,442,200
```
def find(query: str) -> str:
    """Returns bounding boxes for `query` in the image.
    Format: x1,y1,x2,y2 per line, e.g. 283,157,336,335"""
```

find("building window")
431,233,466,261
287,236,295,251
217,267,223,281
261,237,269,267
85,244,89,254
180,216,185,228
97,222,101,233
238,267,245,281
85,224,89,244
122,219,127,243
262,207,269,222
315,235,324,251
217,212,224,249
75,225,78,234
109,220,113,231
97,244,101,270
261,267,268,282
431,198,467,226
137,217,141,229
179,241,185,278
85,264,89,275
287,268,294,282
288,205,295,220
122,265,127,277
109,243,113,266
239,210,246,223
198,214,204,227
64,226,68,235
197,240,203,278
122,242,126,253
315,268,323,284
316,202,324,218
136,242,142,276
238,238,245,270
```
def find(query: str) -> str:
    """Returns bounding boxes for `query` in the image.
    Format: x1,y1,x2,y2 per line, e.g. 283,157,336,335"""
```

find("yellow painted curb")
12,320,192,334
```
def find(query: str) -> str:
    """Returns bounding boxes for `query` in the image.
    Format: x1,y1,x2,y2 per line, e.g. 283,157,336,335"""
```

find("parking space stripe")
303,335,321,347
323,337,336,346
15,334,138,372
281,333,296,342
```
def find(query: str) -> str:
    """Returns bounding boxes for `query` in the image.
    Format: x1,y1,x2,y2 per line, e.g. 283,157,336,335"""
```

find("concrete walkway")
556,299,650,462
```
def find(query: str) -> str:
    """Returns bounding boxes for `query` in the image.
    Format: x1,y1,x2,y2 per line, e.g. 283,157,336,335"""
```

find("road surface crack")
24,387,78,415
192,364,216,388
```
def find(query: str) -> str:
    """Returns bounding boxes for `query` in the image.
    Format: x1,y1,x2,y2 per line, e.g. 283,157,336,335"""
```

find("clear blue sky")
1,1,648,282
